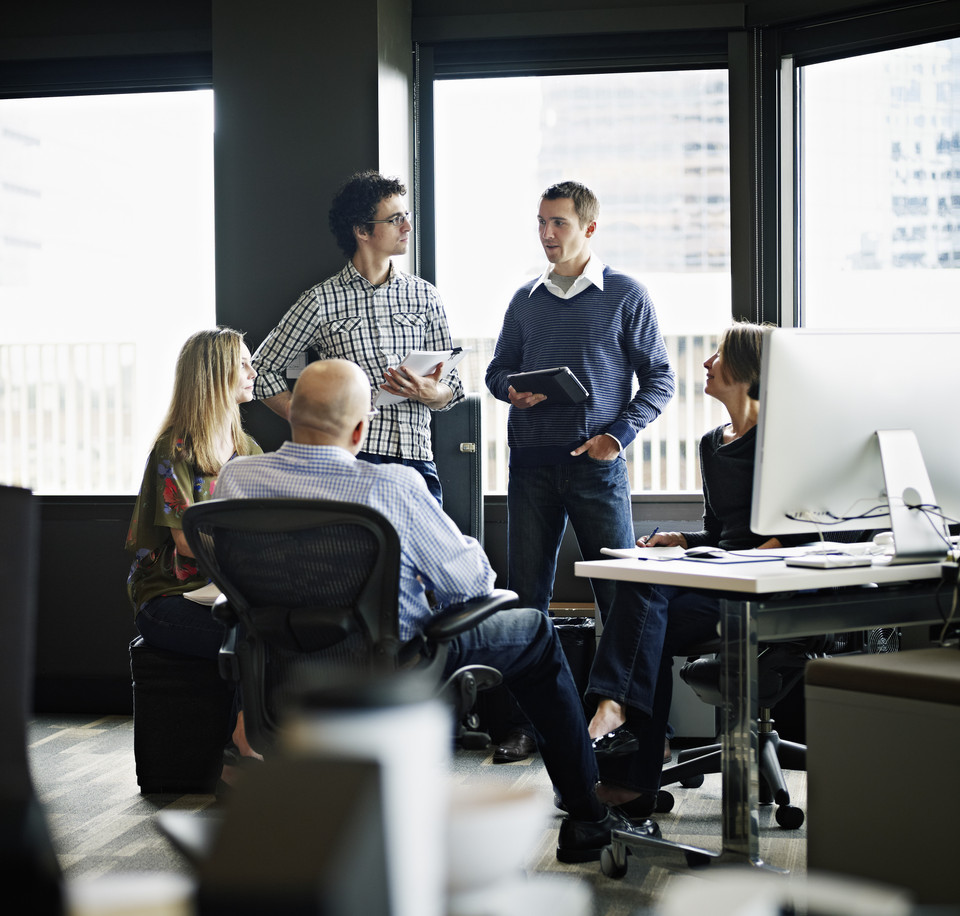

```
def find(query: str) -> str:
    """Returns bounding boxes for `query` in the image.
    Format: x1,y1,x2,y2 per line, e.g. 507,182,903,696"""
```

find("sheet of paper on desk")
375,347,470,407
601,545,686,560
183,582,223,605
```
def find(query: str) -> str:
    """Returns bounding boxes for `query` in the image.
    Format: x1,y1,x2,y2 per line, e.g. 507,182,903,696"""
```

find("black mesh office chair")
181,498,517,753
656,635,833,829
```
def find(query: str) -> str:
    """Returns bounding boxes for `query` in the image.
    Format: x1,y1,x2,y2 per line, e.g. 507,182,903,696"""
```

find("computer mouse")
684,545,727,558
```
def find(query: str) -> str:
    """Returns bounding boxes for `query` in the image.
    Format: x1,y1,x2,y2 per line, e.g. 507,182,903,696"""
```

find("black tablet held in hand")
506,366,590,404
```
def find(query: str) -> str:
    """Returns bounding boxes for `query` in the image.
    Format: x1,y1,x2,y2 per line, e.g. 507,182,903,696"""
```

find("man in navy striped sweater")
485,180,675,763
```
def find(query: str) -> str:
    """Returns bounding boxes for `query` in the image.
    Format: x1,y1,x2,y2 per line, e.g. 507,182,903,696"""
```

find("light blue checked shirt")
252,261,464,461
214,442,495,642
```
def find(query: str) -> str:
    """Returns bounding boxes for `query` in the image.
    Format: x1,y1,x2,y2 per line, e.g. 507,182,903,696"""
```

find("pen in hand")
639,526,660,546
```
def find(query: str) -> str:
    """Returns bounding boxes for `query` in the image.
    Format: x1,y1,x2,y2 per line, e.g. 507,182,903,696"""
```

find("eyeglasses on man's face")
367,211,410,228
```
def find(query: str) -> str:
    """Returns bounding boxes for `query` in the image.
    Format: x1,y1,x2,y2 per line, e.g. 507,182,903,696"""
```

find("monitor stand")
876,429,947,564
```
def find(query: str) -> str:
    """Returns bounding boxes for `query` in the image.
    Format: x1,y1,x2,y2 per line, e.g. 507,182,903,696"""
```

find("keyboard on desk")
785,554,874,569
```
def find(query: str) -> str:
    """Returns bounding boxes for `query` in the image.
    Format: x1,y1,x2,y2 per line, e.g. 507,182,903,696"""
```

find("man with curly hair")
251,170,463,502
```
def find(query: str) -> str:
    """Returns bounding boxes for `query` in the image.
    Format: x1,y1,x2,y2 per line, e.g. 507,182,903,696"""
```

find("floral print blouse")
125,428,261,614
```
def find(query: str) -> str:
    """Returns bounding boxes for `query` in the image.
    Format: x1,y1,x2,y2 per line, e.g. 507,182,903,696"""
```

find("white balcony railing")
0,342,137,494
1,334,718,496
455,333,722,493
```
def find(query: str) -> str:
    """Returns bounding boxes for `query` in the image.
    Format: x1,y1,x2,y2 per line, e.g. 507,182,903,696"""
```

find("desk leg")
719,596,762,864
601,595,776,878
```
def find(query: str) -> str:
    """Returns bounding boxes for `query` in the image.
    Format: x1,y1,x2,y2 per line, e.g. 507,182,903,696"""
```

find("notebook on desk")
600,545,782,564
681,552,783,565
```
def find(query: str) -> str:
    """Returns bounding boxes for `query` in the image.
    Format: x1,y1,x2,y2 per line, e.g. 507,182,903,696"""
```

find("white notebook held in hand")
183,582,223,605
375,347,470,407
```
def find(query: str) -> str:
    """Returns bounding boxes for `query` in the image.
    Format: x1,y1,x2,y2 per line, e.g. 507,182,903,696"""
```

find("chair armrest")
421,588,519,644
210,592,236,627
212,594,240,682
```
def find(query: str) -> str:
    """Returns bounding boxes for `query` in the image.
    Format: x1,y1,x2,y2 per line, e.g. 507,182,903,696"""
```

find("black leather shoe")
592,724,640,758
557,808,660,863
493,729,537,763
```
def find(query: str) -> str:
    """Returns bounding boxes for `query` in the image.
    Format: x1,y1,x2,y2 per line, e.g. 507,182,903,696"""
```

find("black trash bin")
475,615,597,745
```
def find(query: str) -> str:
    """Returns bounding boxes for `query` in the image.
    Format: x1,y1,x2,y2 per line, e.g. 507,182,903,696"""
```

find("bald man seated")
215,358,659,862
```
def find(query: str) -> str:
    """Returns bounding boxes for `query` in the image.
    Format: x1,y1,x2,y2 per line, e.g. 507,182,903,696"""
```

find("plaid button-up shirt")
252,261,464,460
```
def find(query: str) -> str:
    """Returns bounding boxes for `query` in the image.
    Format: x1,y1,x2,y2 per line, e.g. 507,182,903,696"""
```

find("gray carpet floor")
28,714,808,915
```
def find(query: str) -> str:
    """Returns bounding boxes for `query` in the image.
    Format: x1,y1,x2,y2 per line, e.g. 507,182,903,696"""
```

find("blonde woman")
126,327,261,758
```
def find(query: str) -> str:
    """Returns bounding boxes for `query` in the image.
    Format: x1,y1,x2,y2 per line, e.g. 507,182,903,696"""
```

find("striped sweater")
485,267,675,466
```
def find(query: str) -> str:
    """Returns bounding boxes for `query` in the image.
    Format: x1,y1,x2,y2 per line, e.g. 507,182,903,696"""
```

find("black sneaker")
556,808,660,863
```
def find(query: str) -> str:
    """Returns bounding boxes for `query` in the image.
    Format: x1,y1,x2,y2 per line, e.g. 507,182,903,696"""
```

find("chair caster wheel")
601,845,628,879
654,790,674,813
775,804,804,829
458,732,491,750
680,774,705,788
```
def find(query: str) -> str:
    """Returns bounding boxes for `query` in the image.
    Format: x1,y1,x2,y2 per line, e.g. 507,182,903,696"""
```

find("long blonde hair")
160,328,255,474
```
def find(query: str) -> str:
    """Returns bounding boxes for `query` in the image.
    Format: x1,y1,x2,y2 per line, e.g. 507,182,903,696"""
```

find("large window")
800,36,960,327
0,90,215,495
433,70,732,493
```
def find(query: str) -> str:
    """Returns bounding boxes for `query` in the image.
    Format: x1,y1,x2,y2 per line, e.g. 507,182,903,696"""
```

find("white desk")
574,555,947,875
577,554,943,593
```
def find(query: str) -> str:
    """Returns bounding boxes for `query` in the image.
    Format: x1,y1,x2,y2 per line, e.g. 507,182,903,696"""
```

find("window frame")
766,2,960,328
0,52,214,496
415,31,740,497
413,31,730,291
0,53,211,100
413,2,960,502
414,26,809,330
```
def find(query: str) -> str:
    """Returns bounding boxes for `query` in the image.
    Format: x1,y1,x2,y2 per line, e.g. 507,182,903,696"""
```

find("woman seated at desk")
586,321,807,820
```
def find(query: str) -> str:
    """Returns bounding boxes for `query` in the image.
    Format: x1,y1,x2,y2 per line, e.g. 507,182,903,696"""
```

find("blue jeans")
359,452,442,505
587,581,721,794
442,607,603,821
507,457,635,619
135,594,227,659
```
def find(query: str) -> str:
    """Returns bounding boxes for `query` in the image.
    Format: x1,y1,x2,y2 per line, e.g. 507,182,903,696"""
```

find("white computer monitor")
750,328,960,563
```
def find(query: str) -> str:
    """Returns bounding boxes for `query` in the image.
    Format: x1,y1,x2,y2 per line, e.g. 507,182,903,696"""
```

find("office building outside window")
801,36,960,329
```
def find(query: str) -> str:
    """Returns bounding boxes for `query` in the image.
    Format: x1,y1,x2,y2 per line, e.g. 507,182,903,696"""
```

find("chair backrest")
182,498,404,747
